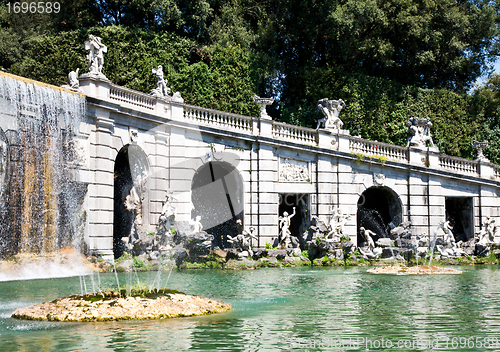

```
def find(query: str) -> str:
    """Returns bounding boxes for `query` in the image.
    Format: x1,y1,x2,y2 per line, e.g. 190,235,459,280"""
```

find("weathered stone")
183,232,214,257
149,251,160,260
417,247,428,258
259,257,278,263
287,248,302,257
390,227,405,237
252,248,268,259
476,243,491,257
115,259,132,271
267,249,287,260
225,248,239,260
381,247,400,258
212,249,227,259
320,239,338,252
376,238,393,248
238,251,249,258
173,246,188,267
341,241,354,256
334,248,344,260
395,238,413,248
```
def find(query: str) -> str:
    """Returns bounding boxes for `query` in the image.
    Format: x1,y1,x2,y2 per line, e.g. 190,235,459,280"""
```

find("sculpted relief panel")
279,157,310,182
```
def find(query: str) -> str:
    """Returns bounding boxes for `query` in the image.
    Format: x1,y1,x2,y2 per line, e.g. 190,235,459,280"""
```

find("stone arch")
113,144,150,258
191,161,244,248
357,186,402,244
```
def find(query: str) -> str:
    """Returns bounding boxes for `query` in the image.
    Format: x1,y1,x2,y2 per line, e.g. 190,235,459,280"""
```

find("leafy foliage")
0,0,499,160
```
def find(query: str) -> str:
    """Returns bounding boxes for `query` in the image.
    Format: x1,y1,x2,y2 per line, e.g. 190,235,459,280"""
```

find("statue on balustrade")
84,35,107,76
62,68,83,93
316,98,345,130
406,116,435,148
151,65,171,97
150,65,184,103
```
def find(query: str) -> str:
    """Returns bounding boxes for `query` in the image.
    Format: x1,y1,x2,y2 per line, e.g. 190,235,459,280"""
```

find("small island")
367,265,462,275
11,289,231,322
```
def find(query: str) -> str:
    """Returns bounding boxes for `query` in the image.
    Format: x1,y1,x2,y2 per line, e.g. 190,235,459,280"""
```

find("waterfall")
0,72,86,257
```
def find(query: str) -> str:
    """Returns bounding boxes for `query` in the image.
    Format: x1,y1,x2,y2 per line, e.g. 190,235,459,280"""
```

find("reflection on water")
1,266,500,351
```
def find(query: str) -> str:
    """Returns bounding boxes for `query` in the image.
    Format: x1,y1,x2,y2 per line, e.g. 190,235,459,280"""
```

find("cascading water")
0,72,87,258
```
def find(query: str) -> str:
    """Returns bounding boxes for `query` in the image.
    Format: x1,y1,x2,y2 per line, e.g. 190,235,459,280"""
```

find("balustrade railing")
493,165,500,179
349,137,408,162
182,104,253,133
271,121,318,145
101,80,499,182
109,85,155,111
439,155,479,175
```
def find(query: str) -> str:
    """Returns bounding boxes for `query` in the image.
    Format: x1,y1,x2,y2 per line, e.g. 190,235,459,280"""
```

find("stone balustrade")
182,104,253,133
80,75,499,182
109,84,156,111
349,136,409,162
271,121,318,144
439,155,479,176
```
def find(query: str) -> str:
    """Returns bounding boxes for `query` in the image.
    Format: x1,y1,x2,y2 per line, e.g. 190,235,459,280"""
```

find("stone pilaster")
87,108,115,260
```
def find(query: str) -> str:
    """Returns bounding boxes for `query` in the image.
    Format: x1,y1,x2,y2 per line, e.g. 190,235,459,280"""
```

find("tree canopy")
1,0,500,161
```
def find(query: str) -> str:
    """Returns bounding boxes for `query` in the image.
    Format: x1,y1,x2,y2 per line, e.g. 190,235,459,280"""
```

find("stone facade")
2,71,500,260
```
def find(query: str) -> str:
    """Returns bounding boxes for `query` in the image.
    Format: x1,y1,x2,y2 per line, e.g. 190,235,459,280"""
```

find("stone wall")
73,76,500,258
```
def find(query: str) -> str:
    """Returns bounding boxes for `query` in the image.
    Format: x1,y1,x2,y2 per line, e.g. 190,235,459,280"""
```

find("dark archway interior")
357,187,402,244
113,147,133,259
445,197,473,242
191,162,243,248
278,194,309,246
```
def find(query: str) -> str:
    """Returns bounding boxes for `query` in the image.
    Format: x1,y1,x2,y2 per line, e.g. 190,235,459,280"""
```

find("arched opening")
113,144,149,259
191,161,244,248
357,186,402,244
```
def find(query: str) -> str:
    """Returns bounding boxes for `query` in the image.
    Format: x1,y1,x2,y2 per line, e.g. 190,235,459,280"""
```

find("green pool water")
1,265,500,351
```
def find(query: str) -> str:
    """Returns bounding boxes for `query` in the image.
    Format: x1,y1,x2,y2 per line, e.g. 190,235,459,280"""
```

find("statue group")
316,98,345,131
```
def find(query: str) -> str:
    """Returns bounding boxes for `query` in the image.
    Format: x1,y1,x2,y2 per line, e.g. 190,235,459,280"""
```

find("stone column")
257,145,279,246
168,126,192,222
149,129,169,227
87,108,115,260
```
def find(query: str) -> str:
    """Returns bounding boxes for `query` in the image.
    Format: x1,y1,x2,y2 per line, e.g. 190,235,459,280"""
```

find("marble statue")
359,227,376,251
406,117,435,148
84,35,107,75
228,220,257,253
151,65,171,97
158,192,177,232
124,186,143,226
190,215,203,234
476,216,496,245
326,208,351,241
279,207,296,249
62,68,83,93
439,220,456,247
485,216,496,242
316,98,345,130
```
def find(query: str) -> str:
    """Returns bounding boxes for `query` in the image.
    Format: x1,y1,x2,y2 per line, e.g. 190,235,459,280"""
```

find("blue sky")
474,58,500,89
